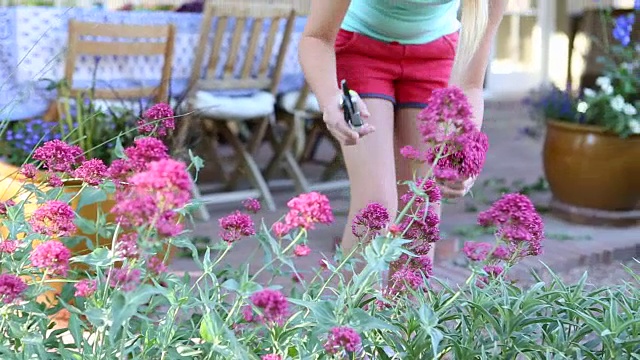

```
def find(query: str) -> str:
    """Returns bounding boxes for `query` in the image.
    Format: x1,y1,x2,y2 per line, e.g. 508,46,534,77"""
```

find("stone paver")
170,100,640,287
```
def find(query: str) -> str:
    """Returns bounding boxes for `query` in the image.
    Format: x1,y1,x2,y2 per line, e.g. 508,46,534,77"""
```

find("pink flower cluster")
401,87,489,182
242,198,261,214
109,137,170,182
0,274,28,304
243,288,289,326
32,139,85,173
138,103,175,137
324,326,362,354
108,266,142,292
30,240,71,276
464,193,544,284
399,177,441,206
111,157,192,238
219,210,256,243
29,200,77,237
0,200,15,215
261,355,281,360
272,192,334,236
73,158,108,186
74,279,97,297
351,202,390,239
477,193,544,258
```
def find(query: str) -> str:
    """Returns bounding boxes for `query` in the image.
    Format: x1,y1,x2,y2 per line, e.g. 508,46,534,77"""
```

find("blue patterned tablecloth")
0,6,306,121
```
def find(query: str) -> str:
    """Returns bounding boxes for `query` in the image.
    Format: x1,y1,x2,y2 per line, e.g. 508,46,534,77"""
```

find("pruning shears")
340,79,364,128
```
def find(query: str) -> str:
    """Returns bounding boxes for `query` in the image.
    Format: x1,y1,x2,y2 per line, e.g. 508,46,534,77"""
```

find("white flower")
577,101,589,113
583,88,596,97
622,103,637,116
596,76,611,89
629,120,640,134
610,95,625,112
596,77,614,95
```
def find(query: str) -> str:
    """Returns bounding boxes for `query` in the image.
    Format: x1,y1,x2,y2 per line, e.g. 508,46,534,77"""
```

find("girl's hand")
440,175,477,199
323,91,375,146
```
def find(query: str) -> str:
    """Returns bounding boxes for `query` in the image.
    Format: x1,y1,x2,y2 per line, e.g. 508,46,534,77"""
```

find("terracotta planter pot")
543,120,640,211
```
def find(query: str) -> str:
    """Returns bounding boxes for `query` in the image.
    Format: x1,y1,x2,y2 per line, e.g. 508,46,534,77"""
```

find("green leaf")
350,308,399,332
68,313,84,349
72,247,112,267
109,284,166,343
189,149,205,171
75,216,97,235
199,313,217,343
114,137,126,159
76,186,107,210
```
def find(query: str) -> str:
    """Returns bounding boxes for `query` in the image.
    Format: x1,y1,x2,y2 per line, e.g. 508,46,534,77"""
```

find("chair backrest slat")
241,18,264,78
223,18,247,79
190,0,295,95
65,20,176,103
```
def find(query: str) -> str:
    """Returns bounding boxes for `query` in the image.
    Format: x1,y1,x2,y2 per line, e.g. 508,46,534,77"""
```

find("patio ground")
169,99,640,288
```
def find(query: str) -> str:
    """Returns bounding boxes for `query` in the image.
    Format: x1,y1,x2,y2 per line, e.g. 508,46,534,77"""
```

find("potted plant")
526,6,639,219
0,84,179,310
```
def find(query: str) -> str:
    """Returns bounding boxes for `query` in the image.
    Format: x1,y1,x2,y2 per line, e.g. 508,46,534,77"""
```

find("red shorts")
335,29,459,108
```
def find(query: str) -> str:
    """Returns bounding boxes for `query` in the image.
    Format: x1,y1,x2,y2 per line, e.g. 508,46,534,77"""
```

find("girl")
298,0,507,258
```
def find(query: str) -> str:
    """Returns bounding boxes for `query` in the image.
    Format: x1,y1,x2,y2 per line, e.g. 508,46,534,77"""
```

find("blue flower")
613,13,635,47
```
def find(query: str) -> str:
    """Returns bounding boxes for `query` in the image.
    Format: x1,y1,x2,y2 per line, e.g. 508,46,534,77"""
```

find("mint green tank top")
341,0,461,45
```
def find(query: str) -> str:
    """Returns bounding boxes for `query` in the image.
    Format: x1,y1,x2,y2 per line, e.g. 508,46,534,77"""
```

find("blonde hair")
453,0,489,72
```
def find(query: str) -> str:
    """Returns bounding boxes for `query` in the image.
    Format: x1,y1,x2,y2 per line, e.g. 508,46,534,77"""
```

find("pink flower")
123,137,169,172
74,158,108,186
242,198,261,214
0,274,28,304
318,259,330,270
399,145,423,161
0,200,15,215
388,223,402,236
107,159,132,182
30,240,71,276
156,211,183,237
108,266,141,292
284,192,334,231
351,202,390,239
272,222,289,237
417,86,475,143
261,355,281,360
32,139,84,173
478,193,544,259
427,130,489,181
491,245,511,260
462,241,493,262
389,267,426,294
29,200,76,237
293,244,311,257
399,208,440,243
246,289,289,326
291,273,303,283
0,240,18,254
219,210,255,243
400,177,441,206
483,264,504,277
111,193,157,229
128,159,192,209
74,279,97,297
116,233,139,259
20,164,37,179
147,256,167,275
48,174,64,187
324,326,361,354
139,103,175,137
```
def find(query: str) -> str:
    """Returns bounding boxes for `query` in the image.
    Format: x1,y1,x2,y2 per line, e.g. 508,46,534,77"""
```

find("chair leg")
224,117,270,189
200,119,229,185
219,121,277,211
301,121,323,162
264,113,310,194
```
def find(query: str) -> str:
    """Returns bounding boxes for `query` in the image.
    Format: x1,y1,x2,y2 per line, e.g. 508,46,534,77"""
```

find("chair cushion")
193,91,276,120
278,91,320,114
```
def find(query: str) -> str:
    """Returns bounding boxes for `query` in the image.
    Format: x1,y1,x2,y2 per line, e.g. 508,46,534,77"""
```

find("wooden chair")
187,0,296,211
63,20,176,115
275,0,346,183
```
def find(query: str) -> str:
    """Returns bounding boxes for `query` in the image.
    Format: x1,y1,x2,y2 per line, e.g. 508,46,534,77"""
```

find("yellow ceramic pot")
543,120,640,211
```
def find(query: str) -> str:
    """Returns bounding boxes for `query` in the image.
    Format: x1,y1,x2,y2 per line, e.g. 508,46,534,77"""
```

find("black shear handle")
340,80,363,128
